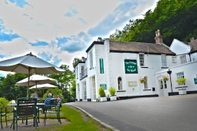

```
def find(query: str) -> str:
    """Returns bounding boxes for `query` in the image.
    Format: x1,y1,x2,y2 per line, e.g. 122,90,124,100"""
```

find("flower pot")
100,97,107,102
110,96,117,101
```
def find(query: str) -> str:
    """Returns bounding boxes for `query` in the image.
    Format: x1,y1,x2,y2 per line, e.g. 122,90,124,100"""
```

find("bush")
0,97,9,107
108,87,116,96
99,86,106,97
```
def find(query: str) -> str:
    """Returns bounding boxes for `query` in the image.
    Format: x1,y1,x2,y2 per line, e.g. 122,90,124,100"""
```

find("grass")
36,105,112,131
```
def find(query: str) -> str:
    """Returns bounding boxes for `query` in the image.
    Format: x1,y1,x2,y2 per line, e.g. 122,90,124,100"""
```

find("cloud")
88,0,158,37
57,31,92,53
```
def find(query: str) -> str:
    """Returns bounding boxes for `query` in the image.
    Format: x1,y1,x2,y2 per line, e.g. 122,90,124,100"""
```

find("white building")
75,30,197,101
155,37,197,96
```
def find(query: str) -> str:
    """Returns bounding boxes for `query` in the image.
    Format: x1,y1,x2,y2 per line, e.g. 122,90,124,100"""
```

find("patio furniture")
13,97,38,131
0,106,7,129
43,98,62,125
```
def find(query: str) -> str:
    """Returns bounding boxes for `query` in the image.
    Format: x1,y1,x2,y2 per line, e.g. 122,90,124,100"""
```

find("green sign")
99,58,104,74
194,78,197,84
100,84,107,90
124,59,138,74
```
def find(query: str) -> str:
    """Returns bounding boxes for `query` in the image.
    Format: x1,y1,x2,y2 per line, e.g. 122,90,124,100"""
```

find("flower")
163,76,168,81
139,78,146,83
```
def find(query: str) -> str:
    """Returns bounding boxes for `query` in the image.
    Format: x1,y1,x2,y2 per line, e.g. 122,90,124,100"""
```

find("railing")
80,68,87,80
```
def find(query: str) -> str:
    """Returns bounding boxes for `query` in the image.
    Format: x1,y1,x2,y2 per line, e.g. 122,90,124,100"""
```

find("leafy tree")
0,73,27,100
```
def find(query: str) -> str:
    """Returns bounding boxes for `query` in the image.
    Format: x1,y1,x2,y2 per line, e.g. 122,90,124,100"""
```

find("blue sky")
0,0,158,76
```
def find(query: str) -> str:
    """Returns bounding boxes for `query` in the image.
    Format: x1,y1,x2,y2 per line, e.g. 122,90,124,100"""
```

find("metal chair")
44,98,62,125
13,97,38,131
0,106,7,129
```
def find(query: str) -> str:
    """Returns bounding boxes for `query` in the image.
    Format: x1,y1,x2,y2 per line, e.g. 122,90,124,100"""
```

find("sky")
0,0,158,76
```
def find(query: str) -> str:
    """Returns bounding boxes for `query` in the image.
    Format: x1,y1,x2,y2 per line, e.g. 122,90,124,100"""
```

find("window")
164,81,167,89
139,54,144,66
161,54,167,67
144,77,148,89
89,51,93,69
180,55,187,64
76,67,78,79
118,77,122,90
176,72,185,85
172,56,177,63
83,82,86,100
92,76,96,100
177,72,184,79
160,80,163,89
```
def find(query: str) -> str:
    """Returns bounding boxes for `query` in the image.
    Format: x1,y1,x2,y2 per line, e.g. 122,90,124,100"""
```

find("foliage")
110,0,197,45
0,97,9,107
43,88,63,100
108,87,116,96
0,73,27,100
176,78,186,84
98,86,106,97
72,57,83,68
139,78,146,83
163,76,169,81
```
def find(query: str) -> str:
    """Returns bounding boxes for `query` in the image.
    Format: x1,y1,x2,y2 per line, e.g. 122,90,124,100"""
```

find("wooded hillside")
109,0,197,46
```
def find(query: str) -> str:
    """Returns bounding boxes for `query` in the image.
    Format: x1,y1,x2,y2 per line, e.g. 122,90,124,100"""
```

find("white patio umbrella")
16,74,56,87
29,83,57,96
0,52,64,96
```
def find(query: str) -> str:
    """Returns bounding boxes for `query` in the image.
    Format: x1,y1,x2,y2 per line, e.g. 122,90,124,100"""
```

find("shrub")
108,87,116,96
98,86,106,97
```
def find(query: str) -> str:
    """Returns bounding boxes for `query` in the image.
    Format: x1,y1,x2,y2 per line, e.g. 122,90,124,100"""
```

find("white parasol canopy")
29,83,57,96
0,52,64,96
16,74,56,87
29,83,57,89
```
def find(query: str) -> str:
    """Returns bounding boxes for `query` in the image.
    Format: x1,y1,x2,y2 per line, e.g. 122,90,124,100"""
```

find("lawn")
36,105,112,131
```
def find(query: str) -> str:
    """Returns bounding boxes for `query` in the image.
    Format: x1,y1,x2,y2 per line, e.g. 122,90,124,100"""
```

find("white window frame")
180,55,187,64
144,76,148,89
176,72,185,85
161,54,167,67
89,51,93,69
139,53,144,67
172,56,177,63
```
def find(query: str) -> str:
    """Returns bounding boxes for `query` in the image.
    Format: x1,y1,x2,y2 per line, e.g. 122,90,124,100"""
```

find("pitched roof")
187,39,197,53
109,41,175,55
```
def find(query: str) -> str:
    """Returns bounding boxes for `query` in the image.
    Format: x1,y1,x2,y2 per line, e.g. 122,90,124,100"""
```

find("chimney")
154,29,163,44
190,37,195,42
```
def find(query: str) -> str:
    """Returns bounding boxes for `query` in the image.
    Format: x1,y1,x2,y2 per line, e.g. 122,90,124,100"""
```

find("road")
66,94,197,131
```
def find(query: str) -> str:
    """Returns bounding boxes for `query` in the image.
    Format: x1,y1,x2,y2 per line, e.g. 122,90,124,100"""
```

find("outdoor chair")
13,97,38,131
0,106,7,129
44,98,62,125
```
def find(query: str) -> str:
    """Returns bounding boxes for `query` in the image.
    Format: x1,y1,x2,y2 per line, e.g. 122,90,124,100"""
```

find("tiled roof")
109,41,175,55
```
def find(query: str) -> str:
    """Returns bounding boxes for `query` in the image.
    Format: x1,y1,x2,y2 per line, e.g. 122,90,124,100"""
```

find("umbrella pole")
27,68,30,97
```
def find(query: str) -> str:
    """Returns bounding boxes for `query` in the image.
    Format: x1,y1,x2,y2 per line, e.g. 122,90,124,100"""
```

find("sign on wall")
194,78,197,84
124,59,138,74
100,84,107,90
128,81,137,87
99,58,104,74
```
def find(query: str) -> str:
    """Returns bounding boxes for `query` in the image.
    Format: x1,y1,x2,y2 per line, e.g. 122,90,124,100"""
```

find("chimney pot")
190,37,195,42
154,29,163,44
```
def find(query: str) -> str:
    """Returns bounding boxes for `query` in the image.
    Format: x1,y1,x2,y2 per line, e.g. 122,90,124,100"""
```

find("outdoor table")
8,102,45,129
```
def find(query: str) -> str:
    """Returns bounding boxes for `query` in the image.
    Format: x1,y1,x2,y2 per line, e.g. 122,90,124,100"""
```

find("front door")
159,80,168,96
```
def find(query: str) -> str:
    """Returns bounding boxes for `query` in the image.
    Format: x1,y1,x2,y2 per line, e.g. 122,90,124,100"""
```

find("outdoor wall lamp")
167,69,173,93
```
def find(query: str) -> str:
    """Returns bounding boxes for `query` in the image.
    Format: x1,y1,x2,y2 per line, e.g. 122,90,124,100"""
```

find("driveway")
66,94,197,131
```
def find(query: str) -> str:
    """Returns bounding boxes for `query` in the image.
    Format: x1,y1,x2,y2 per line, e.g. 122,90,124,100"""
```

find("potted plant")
108,87,117,101
98,86,107,102
139,78,146,83
176,78,186,85
163,76,168,82
176,78,187,95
